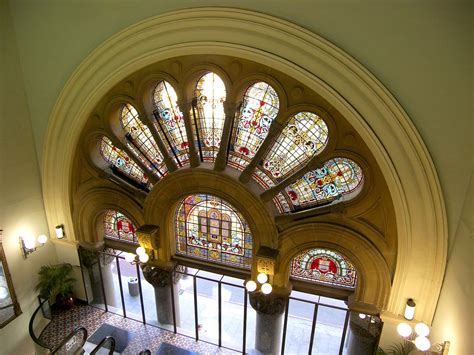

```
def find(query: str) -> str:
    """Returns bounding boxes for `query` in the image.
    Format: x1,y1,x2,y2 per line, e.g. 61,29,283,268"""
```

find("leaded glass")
262,112,328,179
152,81,190,166
175,194,253,269
120,104,167,177
229,82,279,170
283,157,363,211
103,210,138,243
99,136,151,188
291,248,357,288
192,73,226,162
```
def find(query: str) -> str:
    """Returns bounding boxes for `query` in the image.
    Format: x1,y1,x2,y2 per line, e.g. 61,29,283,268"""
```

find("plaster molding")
42,7,447,322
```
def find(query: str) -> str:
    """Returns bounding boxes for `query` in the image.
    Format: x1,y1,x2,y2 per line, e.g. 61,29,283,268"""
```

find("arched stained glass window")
99,136,151,189
228,82,279,171
175,194,253,269
262,112,329,179
103,210,138,243
152,81,190,166
291,248,357,288
192,72,226,162
120,104,167,177
282,157,363,212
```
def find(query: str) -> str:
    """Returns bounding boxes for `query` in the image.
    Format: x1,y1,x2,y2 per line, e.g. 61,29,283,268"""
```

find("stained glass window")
175,194,253,269
99,136,151,189
120,104,167,177
192,72,226,162
291,248,357,288
282,157,363,212
262,112,329,179
152,80,190,166
228,82,279,171
103,210,138,243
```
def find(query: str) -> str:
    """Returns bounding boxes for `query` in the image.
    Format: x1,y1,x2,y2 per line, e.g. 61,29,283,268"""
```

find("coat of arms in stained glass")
291,248,357,288
103,210,138,244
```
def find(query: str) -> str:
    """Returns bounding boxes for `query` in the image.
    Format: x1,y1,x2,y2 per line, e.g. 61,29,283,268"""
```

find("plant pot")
56,294,74,310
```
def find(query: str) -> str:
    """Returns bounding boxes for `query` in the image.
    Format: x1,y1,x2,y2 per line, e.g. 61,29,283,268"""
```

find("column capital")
141,264,180,288
249,289,289,315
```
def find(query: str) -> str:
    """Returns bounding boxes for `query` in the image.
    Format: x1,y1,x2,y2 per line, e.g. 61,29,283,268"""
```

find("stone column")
79,248,118,308
141,265,180,326
249,291,288,354
98,251,119,308
344,312,383,355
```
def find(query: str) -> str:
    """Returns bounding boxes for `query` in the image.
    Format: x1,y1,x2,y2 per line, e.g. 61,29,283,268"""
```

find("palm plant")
35,263,75,301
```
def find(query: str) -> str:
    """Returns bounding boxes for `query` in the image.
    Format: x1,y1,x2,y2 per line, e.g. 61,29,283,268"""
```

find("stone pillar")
79,248,118,308
249,291,288,354
345,312,383,355
141,265,180,326
98,251,119,308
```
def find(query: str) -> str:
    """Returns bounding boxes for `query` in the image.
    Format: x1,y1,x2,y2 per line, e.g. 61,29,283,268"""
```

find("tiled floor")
39,304,239,355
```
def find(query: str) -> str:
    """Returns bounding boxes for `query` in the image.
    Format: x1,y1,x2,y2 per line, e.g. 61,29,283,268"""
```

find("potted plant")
35,263,75,309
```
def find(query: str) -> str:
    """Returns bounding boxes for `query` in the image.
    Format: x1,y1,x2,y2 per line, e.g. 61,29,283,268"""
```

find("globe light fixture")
245,280,257,292
414,336,431,351
257,272,268,284
358,313,366,319
415,322,430,337
397,322,412,337
261,283,272,295
138,253,149,263
37,234,48,244
20,233,48,258
136,246,146,256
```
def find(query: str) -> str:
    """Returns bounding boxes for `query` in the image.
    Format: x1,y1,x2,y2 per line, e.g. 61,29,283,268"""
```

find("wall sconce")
404,298,416,320
123,246,150,264
20,234,48,258
396,321,450,354
55,224,65,239
245,272,272,294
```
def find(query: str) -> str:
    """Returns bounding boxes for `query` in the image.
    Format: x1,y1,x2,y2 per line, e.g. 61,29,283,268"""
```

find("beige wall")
1,0,472,353
0,1,58,353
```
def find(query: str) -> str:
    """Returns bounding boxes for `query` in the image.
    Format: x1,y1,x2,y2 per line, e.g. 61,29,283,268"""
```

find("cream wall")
0,1,58,353
1,0,472,353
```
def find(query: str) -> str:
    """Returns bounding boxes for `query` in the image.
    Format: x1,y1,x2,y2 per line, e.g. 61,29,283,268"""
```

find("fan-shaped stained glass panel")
99,136,151,189
262,112,328,179
291,248,357,288
192,73,226,162
228,82,279,171
283,157,363,211
103,210,138,243
175,194,253,269
153,81,190,166
120,104,167,177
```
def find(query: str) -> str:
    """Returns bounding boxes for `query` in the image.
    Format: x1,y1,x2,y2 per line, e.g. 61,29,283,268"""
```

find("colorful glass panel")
120,104,167,176
192,73,226,162
152,81,190,166
262,112,329,179
228,82,279,170
103,210,138,243
283,157,363,211
99,136,150,188
291,248,357,288
175,194,253,269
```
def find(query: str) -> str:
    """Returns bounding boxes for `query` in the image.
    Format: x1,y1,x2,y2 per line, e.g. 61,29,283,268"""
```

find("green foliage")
35,263,75,299
377,340,416,355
